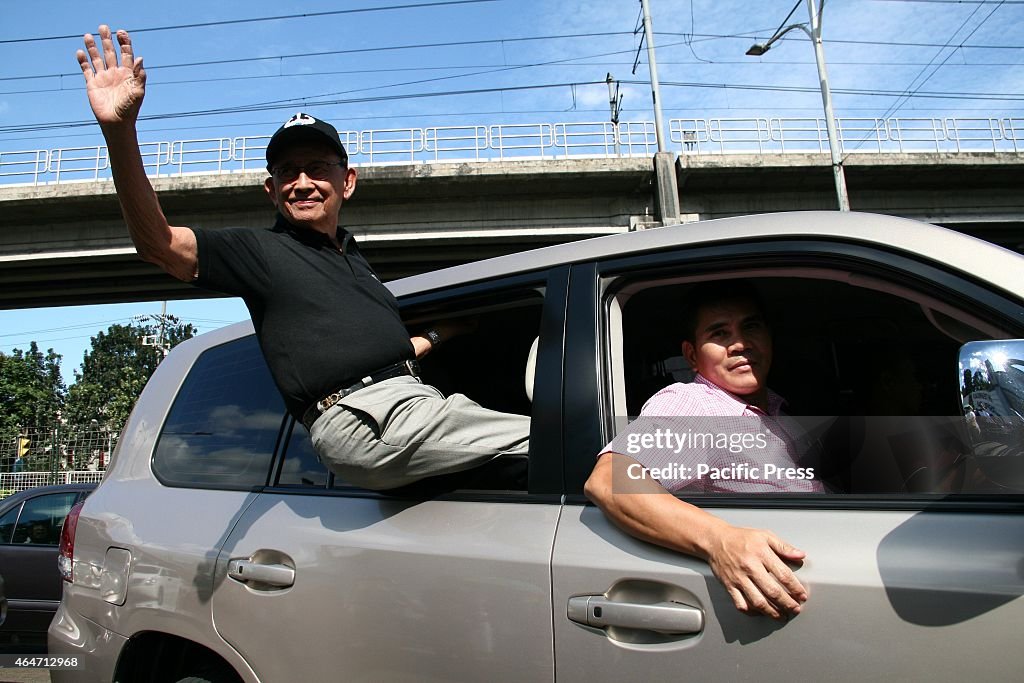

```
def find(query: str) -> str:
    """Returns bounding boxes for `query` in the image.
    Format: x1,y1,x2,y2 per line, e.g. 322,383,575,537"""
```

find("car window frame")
262,266,570,502
562,237,1024,510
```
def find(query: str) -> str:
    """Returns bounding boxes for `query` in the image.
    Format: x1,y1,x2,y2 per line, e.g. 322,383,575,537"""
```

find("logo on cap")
283,113,317,128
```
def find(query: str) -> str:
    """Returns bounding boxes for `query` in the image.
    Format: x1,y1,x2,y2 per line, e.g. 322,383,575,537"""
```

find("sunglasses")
270,160,346,182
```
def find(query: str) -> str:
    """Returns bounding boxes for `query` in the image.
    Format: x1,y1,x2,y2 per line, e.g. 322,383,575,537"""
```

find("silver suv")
50,212,1024,682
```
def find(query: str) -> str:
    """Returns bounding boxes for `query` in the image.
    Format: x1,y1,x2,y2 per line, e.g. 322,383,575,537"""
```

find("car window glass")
277,422,329,488
604,273,1021,497
153,335,286,489
0,503,22,543
11,493,78,545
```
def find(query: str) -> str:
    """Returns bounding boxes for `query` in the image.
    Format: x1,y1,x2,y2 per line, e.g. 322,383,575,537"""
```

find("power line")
641,79,1024,101
4,29,789,84
11,56,1024,98
5,101,1024,145
0,81,611,134
862,0,1007,137
0,108,618,144
2,32,633,83
5,75,1021,137
0,1,501,45
874,0,1024,4
658,31,1024,50
105,35,774,127
0,318,138,339
0,35,737,133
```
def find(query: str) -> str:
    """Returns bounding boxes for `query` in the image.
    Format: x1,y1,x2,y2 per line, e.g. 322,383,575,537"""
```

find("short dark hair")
679,279,767,343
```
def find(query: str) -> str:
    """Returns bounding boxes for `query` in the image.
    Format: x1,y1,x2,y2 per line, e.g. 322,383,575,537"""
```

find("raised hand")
76,25,146,128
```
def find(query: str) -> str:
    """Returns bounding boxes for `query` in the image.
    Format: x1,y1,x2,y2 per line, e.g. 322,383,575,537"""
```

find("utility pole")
158,300,167,355
639,0,668,153
637,0,680,225
805,0,850,211
136,304,172,360
746,0,849,211
606,73,623,157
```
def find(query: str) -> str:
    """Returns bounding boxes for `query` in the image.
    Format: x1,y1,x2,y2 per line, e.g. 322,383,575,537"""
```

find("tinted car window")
153,335,286,489
605,272,1020,496
0,504,20,543
10,493,78,545
277,422,329,488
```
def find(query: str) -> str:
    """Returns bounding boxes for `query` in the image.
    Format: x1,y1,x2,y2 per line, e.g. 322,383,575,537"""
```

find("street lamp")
747,0,850,211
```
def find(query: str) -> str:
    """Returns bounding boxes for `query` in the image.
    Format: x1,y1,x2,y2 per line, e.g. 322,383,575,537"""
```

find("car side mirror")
958,340,1024,491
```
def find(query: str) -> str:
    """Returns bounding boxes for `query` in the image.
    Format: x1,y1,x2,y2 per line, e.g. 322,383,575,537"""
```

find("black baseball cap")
266,112,348,168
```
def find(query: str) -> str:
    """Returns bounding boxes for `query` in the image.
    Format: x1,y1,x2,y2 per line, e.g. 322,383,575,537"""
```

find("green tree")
65,316,195,429
0,342,65,438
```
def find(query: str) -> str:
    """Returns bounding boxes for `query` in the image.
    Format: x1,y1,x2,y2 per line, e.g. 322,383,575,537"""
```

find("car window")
0,503,21,543
267,285,545,494
404,289,544,419
8,492,78,545
277,421,329,488
153,335,287,489
602,270,1021,497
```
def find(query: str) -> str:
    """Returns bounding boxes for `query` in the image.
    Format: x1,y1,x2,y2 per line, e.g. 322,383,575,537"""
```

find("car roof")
0,483,97,511
388,211,1023,298
195,211,1024,346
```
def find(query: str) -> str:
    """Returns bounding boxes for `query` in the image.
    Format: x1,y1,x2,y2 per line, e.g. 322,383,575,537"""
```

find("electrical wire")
4,32,632,83
843,0,1008,154
657,31,1024,49
0,81,609,134
0,318,137,339
638,79,1024,100
4,74,1022,137
0,1,501,45
2,30,782,83
875,0,1024,4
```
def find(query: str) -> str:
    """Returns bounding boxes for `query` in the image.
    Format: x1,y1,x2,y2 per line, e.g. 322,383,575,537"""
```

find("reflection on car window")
11,493,78,545
154,335,286,489
277,422,329,488
609,274,1020,496
0,503,22,543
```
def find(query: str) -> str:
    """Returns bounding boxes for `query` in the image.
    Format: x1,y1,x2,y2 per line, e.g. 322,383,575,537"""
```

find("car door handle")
567,595,704,634
227,559,295,588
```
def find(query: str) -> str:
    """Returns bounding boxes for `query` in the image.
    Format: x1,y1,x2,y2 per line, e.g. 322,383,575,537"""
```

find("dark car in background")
1,571,7,629
0,483,96,651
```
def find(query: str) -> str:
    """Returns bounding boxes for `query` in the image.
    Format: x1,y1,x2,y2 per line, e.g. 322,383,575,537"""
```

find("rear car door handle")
227,559,295,588
568,595,704,634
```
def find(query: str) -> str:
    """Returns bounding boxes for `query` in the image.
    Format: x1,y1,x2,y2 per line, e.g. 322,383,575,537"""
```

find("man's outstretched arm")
584,451,809,620
77,25,197,282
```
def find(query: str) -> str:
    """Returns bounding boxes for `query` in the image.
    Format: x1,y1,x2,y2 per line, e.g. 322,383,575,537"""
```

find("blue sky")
1,0,1022,385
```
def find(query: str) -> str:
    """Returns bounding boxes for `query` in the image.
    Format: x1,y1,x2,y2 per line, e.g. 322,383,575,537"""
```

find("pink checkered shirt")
602,374,825,494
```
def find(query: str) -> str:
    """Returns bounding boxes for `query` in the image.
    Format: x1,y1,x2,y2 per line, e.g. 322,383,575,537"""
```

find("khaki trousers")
310,376,531,490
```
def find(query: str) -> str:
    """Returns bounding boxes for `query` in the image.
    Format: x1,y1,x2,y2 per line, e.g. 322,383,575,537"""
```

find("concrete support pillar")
653,152,681,226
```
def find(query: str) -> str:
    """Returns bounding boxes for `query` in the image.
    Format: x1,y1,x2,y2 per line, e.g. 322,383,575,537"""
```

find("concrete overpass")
1,116,1022,308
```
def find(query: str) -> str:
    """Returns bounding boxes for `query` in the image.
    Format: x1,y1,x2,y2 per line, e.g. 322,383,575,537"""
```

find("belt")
301,359,420,430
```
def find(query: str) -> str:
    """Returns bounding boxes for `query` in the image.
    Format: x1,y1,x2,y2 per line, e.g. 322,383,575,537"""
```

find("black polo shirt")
191,216,415,419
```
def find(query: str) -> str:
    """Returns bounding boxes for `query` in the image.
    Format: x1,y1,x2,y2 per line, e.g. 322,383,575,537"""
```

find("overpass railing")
1,116,1021,187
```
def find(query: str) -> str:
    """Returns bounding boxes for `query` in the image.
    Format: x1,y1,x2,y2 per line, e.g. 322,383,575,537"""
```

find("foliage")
0,342,65,438
64,316,196,429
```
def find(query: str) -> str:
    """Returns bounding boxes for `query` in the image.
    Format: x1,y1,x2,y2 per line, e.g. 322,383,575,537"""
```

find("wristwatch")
424,328,443,348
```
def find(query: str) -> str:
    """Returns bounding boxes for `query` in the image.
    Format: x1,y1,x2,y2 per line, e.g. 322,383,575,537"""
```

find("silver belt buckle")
317,392,340,414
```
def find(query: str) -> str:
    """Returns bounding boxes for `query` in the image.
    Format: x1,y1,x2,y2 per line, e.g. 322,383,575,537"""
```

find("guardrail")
1,116,1021,187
